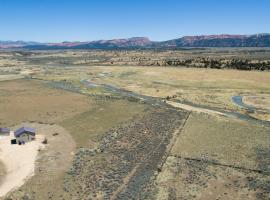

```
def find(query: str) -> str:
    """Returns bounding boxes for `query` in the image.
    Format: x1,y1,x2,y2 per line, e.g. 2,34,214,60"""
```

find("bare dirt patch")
0,133,43,198
167,101,227,116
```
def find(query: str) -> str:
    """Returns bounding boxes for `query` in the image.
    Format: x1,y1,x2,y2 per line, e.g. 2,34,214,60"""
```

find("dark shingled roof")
14,127,36,137
0,128,10,133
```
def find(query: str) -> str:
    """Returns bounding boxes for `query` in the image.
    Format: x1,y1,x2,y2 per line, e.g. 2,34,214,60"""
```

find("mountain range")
1,34,270,49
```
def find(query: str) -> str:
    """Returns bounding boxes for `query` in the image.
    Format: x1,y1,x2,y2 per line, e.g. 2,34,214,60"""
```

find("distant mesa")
1,34,270,49
0,40,41,48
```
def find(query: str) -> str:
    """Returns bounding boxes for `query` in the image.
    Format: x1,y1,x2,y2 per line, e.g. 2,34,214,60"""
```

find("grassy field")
37,65,270,114
90,66,270,99
60,99,146,147
0,79,93,126
172,112,270,170
74,66,270,120
156,113,270,199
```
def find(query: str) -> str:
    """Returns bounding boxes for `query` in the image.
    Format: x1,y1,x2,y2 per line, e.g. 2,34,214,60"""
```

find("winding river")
80,79,270,127
232,95,255,110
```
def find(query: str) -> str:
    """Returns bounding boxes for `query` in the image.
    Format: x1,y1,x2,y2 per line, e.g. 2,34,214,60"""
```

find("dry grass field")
35,64,270,113
243,95,270,110
171,113,270,169
73,66,270,121
156,113,270,199
0,79,93,126
60,99,145,147
83,66,270,102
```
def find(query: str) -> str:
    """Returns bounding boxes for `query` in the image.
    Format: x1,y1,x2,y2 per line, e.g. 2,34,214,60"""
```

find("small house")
0,128,10,136
14,127,36,144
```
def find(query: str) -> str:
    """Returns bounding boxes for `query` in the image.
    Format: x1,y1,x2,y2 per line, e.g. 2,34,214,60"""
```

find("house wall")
16,132,35,143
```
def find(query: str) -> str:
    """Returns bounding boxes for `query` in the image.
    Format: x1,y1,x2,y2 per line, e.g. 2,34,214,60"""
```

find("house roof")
0,128,10,133
14,127,36,137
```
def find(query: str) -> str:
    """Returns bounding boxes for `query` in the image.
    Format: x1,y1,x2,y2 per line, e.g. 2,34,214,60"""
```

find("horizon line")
1,33,269,43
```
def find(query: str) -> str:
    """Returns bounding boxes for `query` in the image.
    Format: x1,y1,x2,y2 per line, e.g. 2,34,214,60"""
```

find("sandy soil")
0,134,44,198
0,161,6,186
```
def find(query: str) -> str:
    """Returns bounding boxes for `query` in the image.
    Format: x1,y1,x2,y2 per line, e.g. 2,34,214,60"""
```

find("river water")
80,80,270,127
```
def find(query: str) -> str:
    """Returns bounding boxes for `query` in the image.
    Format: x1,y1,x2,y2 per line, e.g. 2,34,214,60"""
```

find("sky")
0,0,269,42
